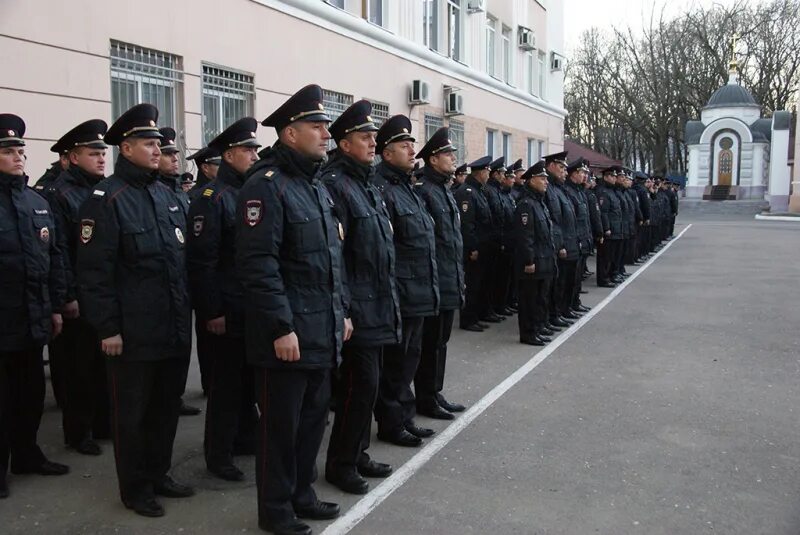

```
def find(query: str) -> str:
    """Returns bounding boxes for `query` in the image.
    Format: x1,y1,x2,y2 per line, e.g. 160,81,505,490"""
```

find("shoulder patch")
265,170,274,178
202,188,214,198
93,189,105,197
245,200,263,227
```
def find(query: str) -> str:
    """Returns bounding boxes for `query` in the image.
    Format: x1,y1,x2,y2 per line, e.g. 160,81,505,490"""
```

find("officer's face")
159,151,180,175
514,170,524,185
382,140,416,172
603,174,616,186
59,154,70,171
547,162,567,181
529,175,547,193
283,121,331,160
121,138,161,170
70,147,106,177
225,146,259,175
473,167,490,184
429,150,457,176
200,162,219,179
454,172,466,184
341,131,377,165
0,146,26,176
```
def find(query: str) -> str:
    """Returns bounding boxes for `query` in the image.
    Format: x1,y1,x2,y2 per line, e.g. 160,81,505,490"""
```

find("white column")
768,119,791,212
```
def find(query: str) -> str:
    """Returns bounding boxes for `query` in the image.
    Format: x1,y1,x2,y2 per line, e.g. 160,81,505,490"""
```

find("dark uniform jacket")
0,172,65,351
497,185,517,252
626,187,642,226
563,180,592,253
453,176,492,256
544,175,580,260
158,173,190,217
33,162,62,195
236,144,347,369
49,166,103,304
513,185,556,280
585,188,604,239
377,161,439,318
595,182,623,239
76,156,191,361
510,183,524,203
617,187,632,239
416,166,464,311
634,184,651,223
667,188,679,216
484,179,504,244
322,152,401,347
187,162,247,337
188,171,213,203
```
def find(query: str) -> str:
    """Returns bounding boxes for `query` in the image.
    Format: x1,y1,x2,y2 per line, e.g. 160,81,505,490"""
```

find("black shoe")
417,404,455,420
11,459,70,476
71,438,102,456
154,476,195,498
476,322,490,329
558,316,575,325
498,308,514,316
480,314,503,323
584,270,594,276
576,305,591,313
377,429,422,447
259,517,312,535
507,305,518,313
562,311,581,320
579,289,589,294
597,281,616,288
550,317,570,328
436,396,465,413
326,467,369,494
520,337,545,346
545,323,562,332
295,500,340,520
405,423,435,438
124,497,165,518
460,323,484,332
208,463,245,481
540,327,555,336
180,402,202,416
357,459,393,478
0,477,8,499
536,334,552,343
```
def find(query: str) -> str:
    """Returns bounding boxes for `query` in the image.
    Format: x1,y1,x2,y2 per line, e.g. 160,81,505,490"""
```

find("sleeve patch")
245,200,263,227
192,215,205,236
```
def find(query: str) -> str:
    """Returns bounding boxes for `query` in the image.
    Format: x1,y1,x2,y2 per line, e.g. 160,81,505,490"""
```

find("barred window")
365,100,390,128
425,113,444,142
323,89,353,149
449,119,465,159
202,64,255,145
110,41,183,130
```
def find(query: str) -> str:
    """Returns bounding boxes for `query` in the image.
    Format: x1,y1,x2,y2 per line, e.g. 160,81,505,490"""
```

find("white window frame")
501,25,512,84
525,51,534,94
423,0,439,51
486,128,497,157
366,0,385,27
537,50,547,97
485,16,497,76
446,0,463,61
502,132,511,161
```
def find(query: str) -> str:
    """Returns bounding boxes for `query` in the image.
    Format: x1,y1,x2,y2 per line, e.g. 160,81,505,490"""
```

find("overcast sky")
562,0,767,51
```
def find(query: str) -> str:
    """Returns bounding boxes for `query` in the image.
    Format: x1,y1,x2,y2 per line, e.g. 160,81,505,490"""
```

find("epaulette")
202,188,214,198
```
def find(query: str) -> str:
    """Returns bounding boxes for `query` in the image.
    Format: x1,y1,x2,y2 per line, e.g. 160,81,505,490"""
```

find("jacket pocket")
120,221,160,261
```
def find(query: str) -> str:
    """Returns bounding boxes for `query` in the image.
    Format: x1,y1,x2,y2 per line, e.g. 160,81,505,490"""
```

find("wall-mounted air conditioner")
518,27,536,51
409,80,430,105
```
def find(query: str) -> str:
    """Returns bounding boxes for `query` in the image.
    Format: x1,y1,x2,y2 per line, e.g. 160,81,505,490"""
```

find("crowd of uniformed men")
0,83,679,535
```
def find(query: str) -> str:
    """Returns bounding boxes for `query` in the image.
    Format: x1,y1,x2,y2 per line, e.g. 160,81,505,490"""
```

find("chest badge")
521,213,529,226
461,201,469,213
193,215,204,237
80,219,94,244
39,226,50,243
175,227,185,244
245,200,263,227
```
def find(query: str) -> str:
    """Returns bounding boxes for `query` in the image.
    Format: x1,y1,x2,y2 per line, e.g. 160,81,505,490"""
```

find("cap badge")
8,130,14,136
402,128,408,133
149,120,156,127
366,116,373,122
318,103,324,110
97,134,104,139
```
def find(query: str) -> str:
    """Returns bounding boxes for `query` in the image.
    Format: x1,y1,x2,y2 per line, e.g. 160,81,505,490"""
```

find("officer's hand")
469,250,479,261
605,230,611,237
207,316,226,336
274,332,300,362
102,334,123,357
343,318,354,342
558,249,567,259
51,313,63,338
599,237,605,244
524,264,536,274
62,300,80,319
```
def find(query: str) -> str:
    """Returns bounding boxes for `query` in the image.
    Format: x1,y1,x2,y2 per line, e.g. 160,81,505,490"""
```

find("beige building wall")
0,0,566,180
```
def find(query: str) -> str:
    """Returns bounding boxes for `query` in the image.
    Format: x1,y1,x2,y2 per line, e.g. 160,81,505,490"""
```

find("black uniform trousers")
0,347,48,475
51,317,110,446
255,367,330,525
572,254,588,308
47,340,66,409
327,344,382,470
106,356,188,503
480,243,500,318
415,310,455,411
491,248,513,314
194,314,212,395
615,238,627,275
517,278,551,340
555,259,579,315
375,316,425,435
596,239,622,284
460,254,485,328
204,335,256,469
625,227,638,264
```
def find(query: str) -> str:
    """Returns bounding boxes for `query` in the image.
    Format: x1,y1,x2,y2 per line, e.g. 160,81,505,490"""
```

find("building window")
323,89,353,149
485,16,496,76
527,138,538,166
449,119,465,159
324,0,345,8
366,0,384,26
537,51,547,97
365,100,390,128
501,26,512,83
525,51,534,94
110,41,184,131
425,113,444,142
502,132,511,161
486,129,496,157
201,64,255,145
423,0,439,50
446,0,462,61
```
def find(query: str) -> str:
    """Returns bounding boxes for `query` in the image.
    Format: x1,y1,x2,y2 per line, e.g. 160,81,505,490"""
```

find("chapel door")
718,149,733,186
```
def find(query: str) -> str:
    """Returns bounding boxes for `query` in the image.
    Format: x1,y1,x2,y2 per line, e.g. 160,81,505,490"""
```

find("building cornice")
247,0,567,119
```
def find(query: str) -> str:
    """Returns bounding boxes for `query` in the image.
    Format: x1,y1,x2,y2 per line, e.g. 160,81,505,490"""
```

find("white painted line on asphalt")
322,224,693,535
754,214,800,222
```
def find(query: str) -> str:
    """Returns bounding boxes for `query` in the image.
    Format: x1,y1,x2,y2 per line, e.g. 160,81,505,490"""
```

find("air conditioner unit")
408,80,430,105
551,53,563,72
445,92,464,116
467,0,486,14
518,27,536,51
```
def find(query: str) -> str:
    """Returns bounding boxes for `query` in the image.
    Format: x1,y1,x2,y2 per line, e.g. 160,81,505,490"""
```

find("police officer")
187,117,260,482
483,157,508,322
508,158,525,202
453,155,492,332
187,146,221,200
415,127,465,421
513,161,556,346
372,115,438,448
322,100,400,495
77,104,194,517
615,169,632,280
595,167,623,287
0,114,69,499
633,172,651,262
584,175,605,273
47,119,112,456
563,158,592,314
33,153,69,194
237,84,346,534
494,161,517,316
452,163,468,191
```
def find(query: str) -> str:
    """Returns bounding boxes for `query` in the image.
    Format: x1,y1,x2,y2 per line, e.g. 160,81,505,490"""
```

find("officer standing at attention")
414,127,465,421
454,155,492,333
47,119,112,456
452,163,468,191
33,152,69,194
0,114,69,500
187,146,221,200
513,161,556,346
77,104,195,518
372,115,438,448
563,158,593,314
495,162,517,316
322,100,400,495
187,118,261,482
595,167,623,287
482,157,507,323
237,84,348,535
